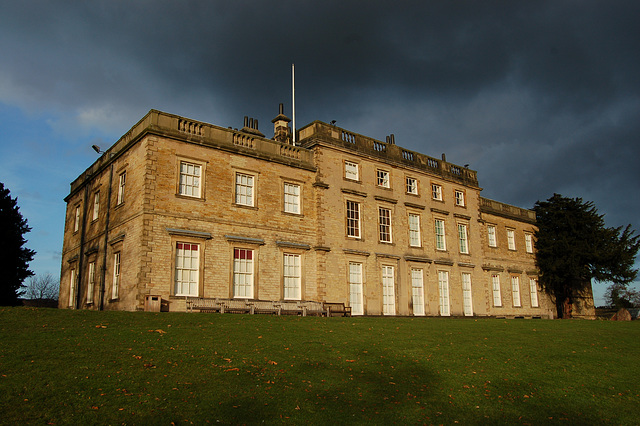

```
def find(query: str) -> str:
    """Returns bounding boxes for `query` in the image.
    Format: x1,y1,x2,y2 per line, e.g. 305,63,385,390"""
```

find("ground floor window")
511,275,521,307
492,274,502,307
462,272,473,316
87,262,95,304
529,278,539,308
175,242,199,296
382,265,395,315
283,253,301,300
438,271,450,316
112,252,120,299
349,262,364,315
69,269,76,308
233,248,254,298
411,268,425,316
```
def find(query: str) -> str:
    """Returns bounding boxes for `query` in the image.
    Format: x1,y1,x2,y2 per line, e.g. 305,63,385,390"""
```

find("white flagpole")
292,63,296,145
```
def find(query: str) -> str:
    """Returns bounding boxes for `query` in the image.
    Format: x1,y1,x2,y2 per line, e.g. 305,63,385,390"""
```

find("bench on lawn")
324,302,352,317
300,300,327,317
248,300,282,315
186,297,223,313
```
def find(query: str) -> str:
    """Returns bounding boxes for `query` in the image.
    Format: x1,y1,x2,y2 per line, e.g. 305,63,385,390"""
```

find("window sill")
282,211,303,217
233,203,258,210
175,194,205,202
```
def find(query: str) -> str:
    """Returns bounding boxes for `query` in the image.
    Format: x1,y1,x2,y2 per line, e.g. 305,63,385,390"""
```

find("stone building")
59,107,593,318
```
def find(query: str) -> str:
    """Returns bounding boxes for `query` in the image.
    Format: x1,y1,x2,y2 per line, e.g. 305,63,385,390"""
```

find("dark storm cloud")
1,1,639,294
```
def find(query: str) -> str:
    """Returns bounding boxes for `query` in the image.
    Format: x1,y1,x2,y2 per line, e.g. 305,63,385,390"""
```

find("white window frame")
283,182,301,214
432,184,443,201
492,274,502,307
346,200,361,238
525,233,534,253
507,229,516,250
408,213,421,247
411,268,425,316
455,190,465,207
233,248,254,299
68,269,76,308
529,278,539,308
117,172,126,205
74,205,80,233
92,192,100,221
487,225,497,247
87,262,95,304
382,265,396,315
378,207,392,243
235,172,255,207
511,275,521,307
112,252,120,299
435,219,446,251
406,177,418,195
175,242,200,297
438,271,450,316
178,161,202,198
462,272,473,316
349,262,364,315
283,253,301,300
376,169,390,188
344,161,359,181
458,223,469,254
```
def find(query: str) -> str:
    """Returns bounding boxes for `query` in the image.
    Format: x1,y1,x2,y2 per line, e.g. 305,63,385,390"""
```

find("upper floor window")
525,233,534,253
408,213,421,247
455,190,465,207
458,224,469,254
507,229,516,250
377,169,390,188
235,173,254,207
432,184,443,201
344,161,359,181
92,192,100,221
435,219,446,250
487,225,497,247
74,205,80,233
283,183,300,214
116,172,126,205
179,162,202,198
346,200,361,238
406,177,418,195
378,207,392,243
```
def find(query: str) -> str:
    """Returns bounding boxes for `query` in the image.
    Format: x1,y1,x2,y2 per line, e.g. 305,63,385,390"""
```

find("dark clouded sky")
1,1,638,304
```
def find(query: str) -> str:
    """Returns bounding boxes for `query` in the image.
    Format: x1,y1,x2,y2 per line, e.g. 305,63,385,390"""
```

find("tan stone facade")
60,109,593,318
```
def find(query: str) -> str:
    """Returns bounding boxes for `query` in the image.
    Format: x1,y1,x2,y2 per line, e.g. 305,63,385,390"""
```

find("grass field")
1,308,639,425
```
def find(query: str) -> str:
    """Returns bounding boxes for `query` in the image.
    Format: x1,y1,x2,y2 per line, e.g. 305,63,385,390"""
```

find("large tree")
534,194,640,318
0,182,36,306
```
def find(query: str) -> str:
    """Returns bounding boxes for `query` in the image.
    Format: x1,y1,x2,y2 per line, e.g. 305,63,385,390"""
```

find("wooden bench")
324,302,352,317
186,297,223,313
248,300,282,315
300,300,327,317
220,299,253,314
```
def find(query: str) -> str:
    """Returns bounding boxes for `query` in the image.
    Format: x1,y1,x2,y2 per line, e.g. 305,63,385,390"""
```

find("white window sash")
488,225,497,247
233,249,254,298
438,271,450,316
175,242,199,296
511,276,521,307
435,219,446,250
458,224,469,254
349,262,364,315
284,183,300,214
462,273,473,316
379,207,392,243
530,278,539,308
235,173,254,206
492,274,502,307
409,214,421,247
411,269,425,316
283,253,301,300
382,266,395,315
346,201,361,238
87,262,95,304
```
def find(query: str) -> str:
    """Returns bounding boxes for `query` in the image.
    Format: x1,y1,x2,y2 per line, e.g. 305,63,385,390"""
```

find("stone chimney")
272,103,292,145
241,115,265,137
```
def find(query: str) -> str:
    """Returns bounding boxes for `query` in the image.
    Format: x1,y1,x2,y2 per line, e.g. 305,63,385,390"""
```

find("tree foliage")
534,194,640,318
24,273,59,301
604,283,640,309
0,182,36,306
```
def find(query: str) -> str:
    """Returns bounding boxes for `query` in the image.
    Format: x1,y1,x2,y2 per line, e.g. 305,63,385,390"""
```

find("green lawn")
1,308,638,425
